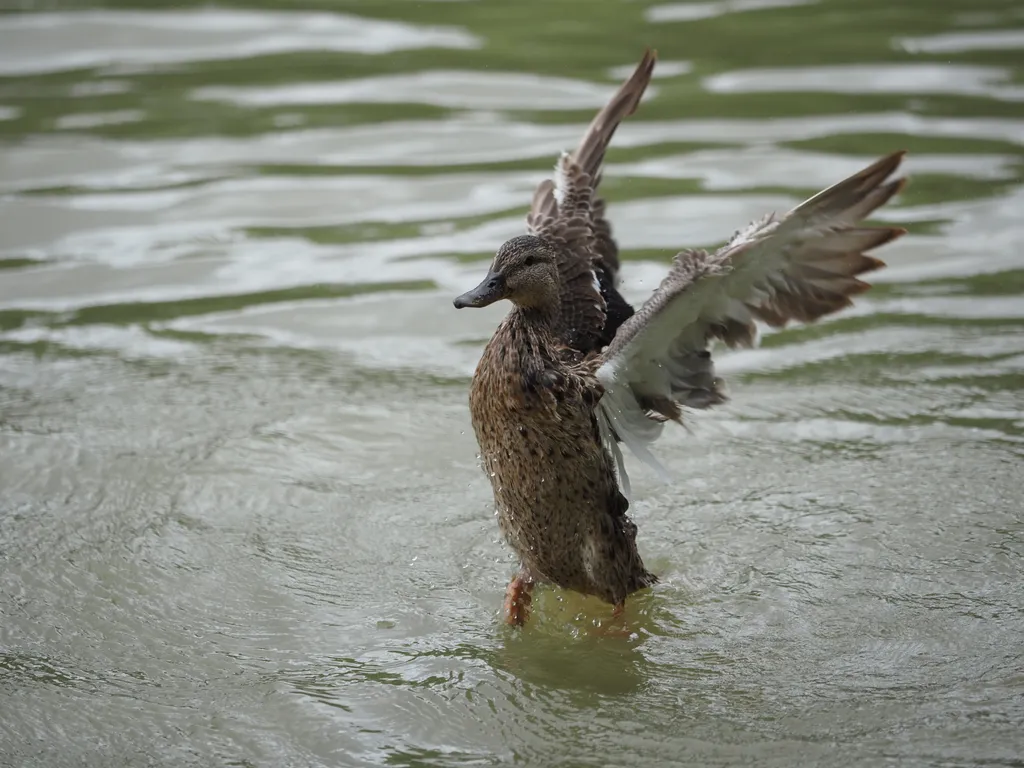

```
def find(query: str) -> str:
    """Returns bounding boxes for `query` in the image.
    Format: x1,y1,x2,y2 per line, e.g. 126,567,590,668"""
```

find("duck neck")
512,301,559,330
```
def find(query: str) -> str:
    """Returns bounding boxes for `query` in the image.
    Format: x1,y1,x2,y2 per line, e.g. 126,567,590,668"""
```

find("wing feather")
526,49,657,353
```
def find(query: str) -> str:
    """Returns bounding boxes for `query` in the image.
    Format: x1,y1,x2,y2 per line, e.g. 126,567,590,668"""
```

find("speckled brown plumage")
453,49,907,626
468,304,656,610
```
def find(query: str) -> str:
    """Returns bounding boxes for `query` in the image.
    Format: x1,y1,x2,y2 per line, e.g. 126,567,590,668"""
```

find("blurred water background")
1,0,1023,765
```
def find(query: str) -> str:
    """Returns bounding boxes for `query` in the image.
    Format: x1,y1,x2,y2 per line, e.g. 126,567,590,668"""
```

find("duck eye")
523,255,541,267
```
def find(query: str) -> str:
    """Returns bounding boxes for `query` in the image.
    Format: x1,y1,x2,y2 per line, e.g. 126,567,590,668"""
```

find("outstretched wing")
527,48,657,353
595,151,908,487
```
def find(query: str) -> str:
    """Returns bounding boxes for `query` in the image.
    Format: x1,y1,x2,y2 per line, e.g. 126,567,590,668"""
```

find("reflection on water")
1,0,1023,766
646,0,819,23
898,28,1024,53
0,10,479,75
704,63,1024,101
193,71,625,110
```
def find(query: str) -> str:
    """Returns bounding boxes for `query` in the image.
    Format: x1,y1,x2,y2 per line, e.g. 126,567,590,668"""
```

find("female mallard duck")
454,48,907,626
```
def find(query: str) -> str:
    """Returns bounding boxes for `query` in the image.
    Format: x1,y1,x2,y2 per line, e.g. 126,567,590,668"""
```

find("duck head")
453,235,559,311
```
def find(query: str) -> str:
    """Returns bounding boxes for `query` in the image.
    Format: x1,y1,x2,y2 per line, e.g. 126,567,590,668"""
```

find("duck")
453,48,907,627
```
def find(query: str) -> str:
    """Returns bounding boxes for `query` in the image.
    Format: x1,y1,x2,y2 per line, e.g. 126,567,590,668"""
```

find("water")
1,0,1022,765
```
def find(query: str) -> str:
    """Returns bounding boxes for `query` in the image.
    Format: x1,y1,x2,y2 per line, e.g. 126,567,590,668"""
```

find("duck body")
468,306,655,606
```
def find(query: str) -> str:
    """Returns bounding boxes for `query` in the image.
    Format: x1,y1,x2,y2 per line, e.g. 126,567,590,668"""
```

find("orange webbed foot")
503,574,534,627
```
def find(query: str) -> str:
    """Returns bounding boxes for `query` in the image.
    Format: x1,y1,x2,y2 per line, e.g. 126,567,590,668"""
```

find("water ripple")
897,29,1024,54
704,64,1024,102
0,10,479,76
194,71,629,111
647,0,816,23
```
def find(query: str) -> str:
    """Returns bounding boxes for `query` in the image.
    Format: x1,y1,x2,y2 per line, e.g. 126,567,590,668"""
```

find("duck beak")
453,271,505,309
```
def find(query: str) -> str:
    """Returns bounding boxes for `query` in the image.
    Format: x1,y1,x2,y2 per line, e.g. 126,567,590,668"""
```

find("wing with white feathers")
595,150,908,484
